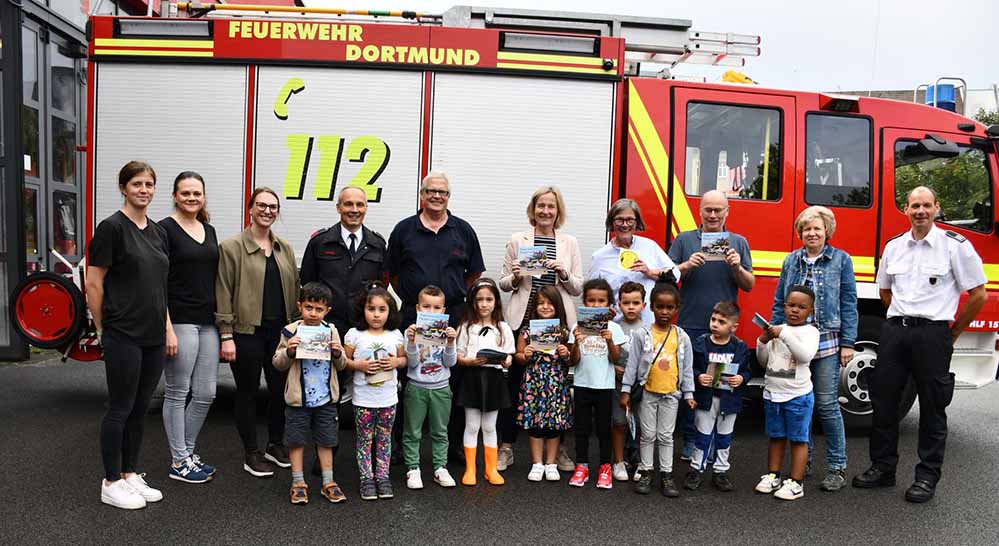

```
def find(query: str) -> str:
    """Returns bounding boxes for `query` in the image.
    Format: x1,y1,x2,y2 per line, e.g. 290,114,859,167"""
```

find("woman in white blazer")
495,185,583,471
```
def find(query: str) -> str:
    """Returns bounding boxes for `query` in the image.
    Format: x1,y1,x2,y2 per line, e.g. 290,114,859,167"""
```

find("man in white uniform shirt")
853,186,987,503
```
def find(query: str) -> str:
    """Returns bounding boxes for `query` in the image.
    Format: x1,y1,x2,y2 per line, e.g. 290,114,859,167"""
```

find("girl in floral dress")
515,285,574,482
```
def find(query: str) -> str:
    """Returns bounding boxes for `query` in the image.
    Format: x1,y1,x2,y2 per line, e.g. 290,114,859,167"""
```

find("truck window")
894,141,994,232
684,102,781,201
805,114,871,207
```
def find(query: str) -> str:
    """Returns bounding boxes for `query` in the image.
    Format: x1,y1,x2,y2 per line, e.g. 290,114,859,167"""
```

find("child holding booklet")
754,285,819,501
620,283,694,498
402,285,458,490
685,301,750,493
272,282,349,505
614,282,646,481
343,282,406,501
456,279,516,486
515,285,573,482
568,279,627,489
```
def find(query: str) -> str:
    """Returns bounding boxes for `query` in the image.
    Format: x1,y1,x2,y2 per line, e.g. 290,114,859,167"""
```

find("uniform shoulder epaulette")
884,232,906,244
367,229,387,244
945,230,967,244
309,226,331,239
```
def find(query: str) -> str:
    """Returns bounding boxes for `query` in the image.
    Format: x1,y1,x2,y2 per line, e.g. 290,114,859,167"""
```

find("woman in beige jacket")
496,185,582,471
216,187,300,478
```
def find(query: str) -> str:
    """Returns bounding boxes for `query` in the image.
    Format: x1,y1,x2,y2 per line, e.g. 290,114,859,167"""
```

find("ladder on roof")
441,6,761,77
165,3,760,77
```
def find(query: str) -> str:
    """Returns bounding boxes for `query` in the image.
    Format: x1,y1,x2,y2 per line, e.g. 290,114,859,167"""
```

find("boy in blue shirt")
685,301,750,492
569,278,628,489
273,282,348,505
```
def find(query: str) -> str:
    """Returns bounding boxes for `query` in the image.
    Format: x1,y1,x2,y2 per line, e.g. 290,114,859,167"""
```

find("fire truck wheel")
840,315,917,432
10,272,86,349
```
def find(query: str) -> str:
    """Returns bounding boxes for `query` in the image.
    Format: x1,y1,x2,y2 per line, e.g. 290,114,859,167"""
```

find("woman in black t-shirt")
86,161,169,510
160,172,220,484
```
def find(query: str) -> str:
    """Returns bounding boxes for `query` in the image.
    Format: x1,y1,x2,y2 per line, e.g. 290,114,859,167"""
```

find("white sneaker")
755,473,782,494
124,473,163,502
101,479,146,510
433,467,456,488
544,464,561,482
527,463,545,482
612,462,629,481
496,447,514,472
774,479,804,500
556,446,575,472
406,469,424,490
633,468,644,482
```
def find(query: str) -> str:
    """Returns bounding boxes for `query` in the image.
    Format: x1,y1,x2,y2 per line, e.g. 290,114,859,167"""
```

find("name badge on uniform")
929,277,937,285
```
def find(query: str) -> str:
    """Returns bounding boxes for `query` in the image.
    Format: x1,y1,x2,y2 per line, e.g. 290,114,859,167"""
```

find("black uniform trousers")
870,318,955,485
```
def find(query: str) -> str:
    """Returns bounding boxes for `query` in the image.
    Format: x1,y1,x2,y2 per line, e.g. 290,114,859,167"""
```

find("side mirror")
987,125,999,138
917,133,960,158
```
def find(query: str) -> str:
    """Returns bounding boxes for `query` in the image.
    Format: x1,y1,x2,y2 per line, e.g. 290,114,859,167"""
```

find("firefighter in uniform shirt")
853,186,987,503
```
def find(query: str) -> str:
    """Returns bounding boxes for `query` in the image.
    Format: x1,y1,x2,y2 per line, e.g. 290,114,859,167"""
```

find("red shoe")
596,464,613,489
568,464,589,487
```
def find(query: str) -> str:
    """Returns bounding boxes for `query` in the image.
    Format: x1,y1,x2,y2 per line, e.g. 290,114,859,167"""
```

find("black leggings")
499,361,526,444
574,387,613,465
100,331,166,481
231,326,286,453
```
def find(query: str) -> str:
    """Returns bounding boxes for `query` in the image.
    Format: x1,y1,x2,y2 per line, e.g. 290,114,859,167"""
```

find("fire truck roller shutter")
93,64,249,239
253,67,424,261
429,73,615,307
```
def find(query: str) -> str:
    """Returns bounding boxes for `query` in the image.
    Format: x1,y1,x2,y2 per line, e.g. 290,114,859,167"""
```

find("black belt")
889,316,949,327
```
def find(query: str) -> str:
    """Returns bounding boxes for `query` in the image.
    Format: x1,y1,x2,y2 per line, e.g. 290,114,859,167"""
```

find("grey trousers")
639,391,679,473
162,323,220,463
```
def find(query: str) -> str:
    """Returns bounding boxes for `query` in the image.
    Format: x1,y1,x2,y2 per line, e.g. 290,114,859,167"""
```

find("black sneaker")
660,472,679,498
684,469,702,491
712,472,734,492
804,462,813,479
852,467,896,489
376,478,394,499
820,470,847,492
243,451,276,478
360,479,378,501
635,471,652,495
265,443,291,469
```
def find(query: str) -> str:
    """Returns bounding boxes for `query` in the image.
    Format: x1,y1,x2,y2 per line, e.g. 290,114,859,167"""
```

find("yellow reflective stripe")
94,49,214,57
984,264,999,284
852,255,875,276
495,62,611,74
496,51,611,67
627,81,697,235
95,38,214,49
750,250,786,272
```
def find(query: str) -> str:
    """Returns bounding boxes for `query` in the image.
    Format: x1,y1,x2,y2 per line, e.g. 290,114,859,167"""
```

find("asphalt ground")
2,354,999,546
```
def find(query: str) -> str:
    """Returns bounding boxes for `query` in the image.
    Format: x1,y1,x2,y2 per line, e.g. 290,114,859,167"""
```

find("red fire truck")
10,4,999,429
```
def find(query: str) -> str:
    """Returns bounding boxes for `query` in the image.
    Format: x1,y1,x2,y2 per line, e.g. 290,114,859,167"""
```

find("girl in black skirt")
455,279,516,486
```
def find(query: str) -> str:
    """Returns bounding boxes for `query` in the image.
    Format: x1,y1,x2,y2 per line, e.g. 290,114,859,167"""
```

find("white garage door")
429,73,616,289
93,64,247,238
253,67,424,259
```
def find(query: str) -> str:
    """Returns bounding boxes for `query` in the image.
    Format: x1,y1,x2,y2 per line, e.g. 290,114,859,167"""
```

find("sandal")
290,482,309,504
321,481,347,503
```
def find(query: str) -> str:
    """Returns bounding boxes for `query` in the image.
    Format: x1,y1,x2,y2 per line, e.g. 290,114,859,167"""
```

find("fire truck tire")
10,272,86,349
841,315,917,432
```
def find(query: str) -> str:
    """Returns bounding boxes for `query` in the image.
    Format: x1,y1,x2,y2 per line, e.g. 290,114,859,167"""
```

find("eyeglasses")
423,189,450,197
613,218,637,225
254,202,280,212
703,207,727,214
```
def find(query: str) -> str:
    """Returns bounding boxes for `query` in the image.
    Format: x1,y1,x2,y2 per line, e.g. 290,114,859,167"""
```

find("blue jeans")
764,391,814,442
808,353,847,471
162,323,219,463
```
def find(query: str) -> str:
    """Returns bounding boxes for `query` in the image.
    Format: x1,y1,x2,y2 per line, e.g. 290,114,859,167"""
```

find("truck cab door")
670,86,797,339
880,127,999,388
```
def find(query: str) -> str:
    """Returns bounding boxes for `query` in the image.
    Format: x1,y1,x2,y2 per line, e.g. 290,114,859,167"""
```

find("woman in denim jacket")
771,205,857,493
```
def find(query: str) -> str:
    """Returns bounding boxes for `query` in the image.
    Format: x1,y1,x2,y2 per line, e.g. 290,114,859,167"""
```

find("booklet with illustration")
518,245,549,276
700,231,731,261
752,312,771,330
706,361,740,391
295,325,332,360
529,319,562,353
415,312,450,347
576,307,612,336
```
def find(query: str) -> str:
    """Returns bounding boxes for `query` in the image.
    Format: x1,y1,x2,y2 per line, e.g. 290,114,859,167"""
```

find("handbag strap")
649,325,673,365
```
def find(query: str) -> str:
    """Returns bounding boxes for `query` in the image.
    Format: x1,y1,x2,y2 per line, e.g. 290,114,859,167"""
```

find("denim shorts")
763,391,814,443
285,402,339,448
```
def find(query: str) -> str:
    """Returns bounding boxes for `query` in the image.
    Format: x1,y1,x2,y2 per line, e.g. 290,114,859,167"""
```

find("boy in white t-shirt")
755,285,819,501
